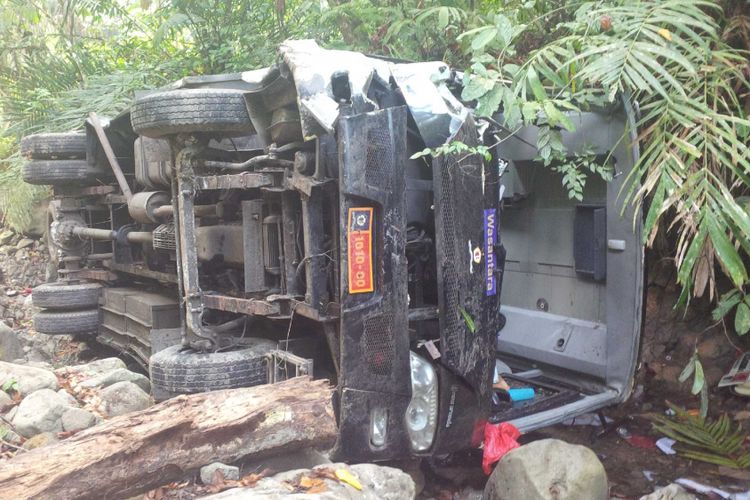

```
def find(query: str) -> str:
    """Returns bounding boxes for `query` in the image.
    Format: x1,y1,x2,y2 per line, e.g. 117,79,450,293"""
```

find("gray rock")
26,360,53,370
639,484,695,500
0,361,58,395
23,431,58,450
483,439,608,500
0,389,12,411
203,463,415,500
201,462,240,485
0,230,14,246
80,368,151,393
15,238,34,250
0,322,24,362
12,388,67,437
454,487,484,500
61,407,98,432
100,381,151,417
4,405,17,421
57,389,78,407
59,357,127,378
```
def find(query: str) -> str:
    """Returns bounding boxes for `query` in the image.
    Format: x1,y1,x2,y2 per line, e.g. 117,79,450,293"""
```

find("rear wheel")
149,340,275,401
20,133,86,160
33,309,100,336
130,88,253,138
32,281,102,310
22,160,103,186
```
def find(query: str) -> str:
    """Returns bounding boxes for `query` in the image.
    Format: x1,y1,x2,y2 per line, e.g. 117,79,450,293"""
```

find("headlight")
406,351,438,451
370,407,387,447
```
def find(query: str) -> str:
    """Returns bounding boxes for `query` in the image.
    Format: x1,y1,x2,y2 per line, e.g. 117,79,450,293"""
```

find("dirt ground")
3,227,749,498
419,266,750,499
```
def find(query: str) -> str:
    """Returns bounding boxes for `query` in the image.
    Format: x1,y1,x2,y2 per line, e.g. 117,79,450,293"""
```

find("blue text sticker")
484,209,497,296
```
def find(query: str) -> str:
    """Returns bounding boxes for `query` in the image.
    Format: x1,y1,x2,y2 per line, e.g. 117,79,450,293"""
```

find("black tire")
130,88,253,138
32,281,102,310
149,340,275,400
22,160,102,186
33,309,100,336
20,133,87,160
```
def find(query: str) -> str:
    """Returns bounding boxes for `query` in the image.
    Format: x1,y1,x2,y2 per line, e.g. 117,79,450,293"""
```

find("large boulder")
79,368,151,393
100,381,151,417
483,439,608,500
12,388,68,437
0,361,58,395
203,463,416,500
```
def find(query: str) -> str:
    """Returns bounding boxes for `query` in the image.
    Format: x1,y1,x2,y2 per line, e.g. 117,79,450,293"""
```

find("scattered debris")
625,434,656,450
335,467,363,490
482,422,521,475
674,477,733,498
639,483,693,500
718,352,750,391
655,437,677,455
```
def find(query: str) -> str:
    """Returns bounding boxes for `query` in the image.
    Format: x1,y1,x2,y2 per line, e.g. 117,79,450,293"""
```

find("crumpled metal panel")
278,40,469,146
279,40,392,139
389,62,468,147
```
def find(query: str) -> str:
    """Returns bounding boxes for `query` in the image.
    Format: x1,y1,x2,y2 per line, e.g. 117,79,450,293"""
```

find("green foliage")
0,0,329,231
459,306,476,334
411,141,492,162
679,352,708,417
714,290,750,336
1,377,18,394
461,0,750,334
651,403,750,469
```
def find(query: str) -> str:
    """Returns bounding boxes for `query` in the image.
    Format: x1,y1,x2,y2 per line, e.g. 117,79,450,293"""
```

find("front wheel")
149,339,276,401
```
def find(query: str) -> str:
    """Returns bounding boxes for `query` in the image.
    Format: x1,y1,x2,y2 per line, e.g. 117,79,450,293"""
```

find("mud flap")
332,106,412,461
432,116,503,414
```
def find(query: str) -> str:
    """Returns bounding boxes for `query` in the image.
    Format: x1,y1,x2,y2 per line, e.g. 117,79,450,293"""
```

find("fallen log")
0,377,336,500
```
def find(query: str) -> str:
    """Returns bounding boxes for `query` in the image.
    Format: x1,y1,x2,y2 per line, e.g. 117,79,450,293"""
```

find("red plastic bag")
482,422,521,475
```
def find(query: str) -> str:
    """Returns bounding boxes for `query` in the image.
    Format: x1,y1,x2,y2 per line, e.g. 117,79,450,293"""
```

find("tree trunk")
0,378,336,500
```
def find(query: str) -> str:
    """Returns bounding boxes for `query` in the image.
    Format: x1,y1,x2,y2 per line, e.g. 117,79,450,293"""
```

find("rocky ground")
0,357,151,453
0,222,748,499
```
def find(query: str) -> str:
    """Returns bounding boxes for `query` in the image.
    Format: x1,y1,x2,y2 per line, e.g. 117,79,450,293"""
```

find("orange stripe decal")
347,207,374,294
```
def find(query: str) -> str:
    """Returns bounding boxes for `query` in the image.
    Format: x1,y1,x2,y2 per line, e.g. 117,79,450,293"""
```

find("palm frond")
650,403,750,469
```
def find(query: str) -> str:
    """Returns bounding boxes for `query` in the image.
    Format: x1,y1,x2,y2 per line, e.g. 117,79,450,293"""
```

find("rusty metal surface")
194,172,274,190
80,185,116,196
286,298,339,321
108,262,178,283
72,268,118,281
202,294,279,316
